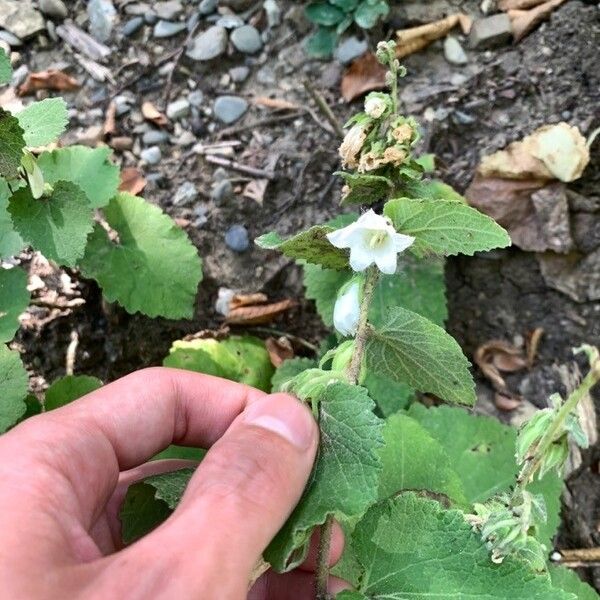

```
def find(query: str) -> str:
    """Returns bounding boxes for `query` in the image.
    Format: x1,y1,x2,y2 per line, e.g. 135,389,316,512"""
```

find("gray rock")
174,130,196,146
264,0,281,27
166,98,191,120
125,2,152,16
154,0,183,20
188,90,205,108
199,0,218,15
173,181,199,205
216,15,244,29
468,14,512,50
187,25,228,61
187,12,200,32
140,146,162,164
0,0,45,39
225,225,250,252
211,179,233,202
213,95,248,124
38,0,68,19
334,36,367,65
121,16,144,37
444,36,468,65
193,204,208,228
88,0,116,42
144,13,158,25
390,0,453,24
142,129,170,145
154,20,186,38
229,65,250,82
114,95,133,116
256,65,275,85
46,19,58,41
213,167,229,182
11,64,28,88
230,25,262,54
0,30,22,46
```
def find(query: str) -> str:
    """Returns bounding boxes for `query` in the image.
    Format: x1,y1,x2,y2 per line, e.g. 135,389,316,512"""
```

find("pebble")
153,20,186,38
210,179,233,202
38,0,68,19
173,181,198,205
264,0,282,27
0,0,45,39
229,65,250,82
468,14,512,50
230,25,262,54
186,25,228,61
225,225,250,253
11,64,28,87
216,15,244,29
140,146,162,164
144,12,158,25
0,30,22,46
46,20,58,41
188,90,205,108
110,136,134,151
193,204,208,228
334,36,367,65
122,16,144,37
199,0,218,15
142,129,170,145
444,36,468,65
213,95,249,124
215,287,235,316
153,0,183,20
166,98,190,120
174,130,196,146
88,0,116,42
114,95,133,115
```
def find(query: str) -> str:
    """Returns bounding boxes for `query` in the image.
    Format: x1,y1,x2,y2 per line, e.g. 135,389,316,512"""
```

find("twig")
204,155,276,180
303,80,344,139
555,548,600,563
65,330,79,375
217,112,303,139
246,327,319,353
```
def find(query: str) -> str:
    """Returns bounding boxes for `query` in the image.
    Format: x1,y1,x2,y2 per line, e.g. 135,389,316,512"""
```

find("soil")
7,0,600,589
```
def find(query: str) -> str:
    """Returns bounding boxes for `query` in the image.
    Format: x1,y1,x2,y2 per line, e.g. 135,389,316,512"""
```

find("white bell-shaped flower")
327,210,415,275
333,279,361,337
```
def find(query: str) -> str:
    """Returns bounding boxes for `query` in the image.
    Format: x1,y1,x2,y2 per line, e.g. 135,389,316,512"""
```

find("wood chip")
141,101,169,127
341,52,387,103
508,0,567,42
251,96,301,111
526,327,544,368
243,179,269,205
265,336,294,367
18,70,80,96
119,167,146,196
103,101,117,137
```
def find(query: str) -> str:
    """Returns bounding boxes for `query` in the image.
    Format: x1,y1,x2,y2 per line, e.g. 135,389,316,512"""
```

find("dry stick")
556,548,600,564
315,267,380,600
303,80,344,139
65,330,79,376
204,155,276,180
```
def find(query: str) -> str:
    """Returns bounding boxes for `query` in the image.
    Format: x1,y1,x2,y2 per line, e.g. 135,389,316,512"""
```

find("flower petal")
333,281,361,337
374,249,398,275
349,245,374,272
326,221,360,249
392,232,416,253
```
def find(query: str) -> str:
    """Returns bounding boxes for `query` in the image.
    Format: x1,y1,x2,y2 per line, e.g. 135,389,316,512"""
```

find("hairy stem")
314,267,380,600
513,359,600,500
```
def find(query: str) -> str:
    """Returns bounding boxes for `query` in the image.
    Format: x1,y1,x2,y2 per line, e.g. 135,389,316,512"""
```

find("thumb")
129,393,318,598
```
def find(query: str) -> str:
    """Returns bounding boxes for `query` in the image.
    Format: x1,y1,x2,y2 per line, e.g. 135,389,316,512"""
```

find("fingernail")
243,395,316,451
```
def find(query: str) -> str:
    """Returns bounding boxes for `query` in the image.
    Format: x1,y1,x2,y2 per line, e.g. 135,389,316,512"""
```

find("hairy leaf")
549,566,600,600
45,375,103,411
0,267,29,343
400,178,466,203
37,146,120,208
9,181,93,266
384,198,511,257
265,383,383,572
257,226,349,270
80,193,202,319
337,172,393,206
0,178,24,259
362,371,414,417
0,48,11,85
0,345,28,433
348,493,572,599
365,306,476,405
0,109,25,179
16,98,68,147
271,357,317,392
164,336,273,392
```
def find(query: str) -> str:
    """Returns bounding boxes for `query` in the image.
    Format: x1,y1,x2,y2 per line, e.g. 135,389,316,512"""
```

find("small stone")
10,64,28,87
188,90,205,108
225,225,249,253
144,12,158,25
215,287,235,316
38,0,68,19
114,95,133,115
153,0,183,20
173,181,198,205
211,179,233,202
0,30,21,46
142,129,170,145
230,25,262,54
468,14,512,50
444,36,468,65
125,2,152,16
187,25,228,61
229,65,249,82
334,36,367,65
213,95,248,124
213,167,229,182
256,65,275,85
175,130,196,146
0,0,45,39
153,20,186,38
220,0,254,10
110,136,134,151
193,204,208,228
199,0,218,15
140,146,162,164
122,16,144,37
263,0,281,27
216,15,244,29
166,98,190,120
88,0,117,42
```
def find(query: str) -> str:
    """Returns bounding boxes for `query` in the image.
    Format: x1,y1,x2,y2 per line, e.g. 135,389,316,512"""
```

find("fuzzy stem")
513,359,600,500
314,267,380,600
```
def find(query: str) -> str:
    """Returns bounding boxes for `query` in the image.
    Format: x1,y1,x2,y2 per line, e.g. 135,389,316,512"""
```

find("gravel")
121,16,144,37
444,36,468,65
213,95,249,124
140,146,162,164
166,98,190,120
225,225,250,252
186,25,228,61
230,25,262,54
334,36,367,64
173,181,198,205
153,20,186,38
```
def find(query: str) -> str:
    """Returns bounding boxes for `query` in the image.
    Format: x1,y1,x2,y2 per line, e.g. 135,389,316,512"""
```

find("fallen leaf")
103,101,117,137
226,299,295,325
494,393,522,412
119,167,146,196
508,0,567,42
230,293,269,310
341,52,387,103
499,0,547,8
251,96,300,111
18,70,80,96
526,327,544,368
141,101,169,127
243,179,269,205
265,336,294,367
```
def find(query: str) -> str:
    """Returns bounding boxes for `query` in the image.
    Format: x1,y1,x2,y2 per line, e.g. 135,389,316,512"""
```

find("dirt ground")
8,0,600,588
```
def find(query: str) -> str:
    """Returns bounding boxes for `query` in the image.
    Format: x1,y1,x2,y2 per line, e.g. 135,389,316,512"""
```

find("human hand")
0,368,347,599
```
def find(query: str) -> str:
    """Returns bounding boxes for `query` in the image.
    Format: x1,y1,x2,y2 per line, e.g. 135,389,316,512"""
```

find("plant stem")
314,267,380,600
513,359,600,500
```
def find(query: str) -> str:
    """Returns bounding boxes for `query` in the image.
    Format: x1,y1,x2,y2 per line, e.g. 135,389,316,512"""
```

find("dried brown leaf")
265,336,294,367
103,101,117,137
141,101,169,127
230,293,269,309
526,327,544,368
474,339,528,394
341,52,387,103
226,299,295,325
243,179,269,205
119,167,146,196
18,70,80,96
494,392,522,412
508,0,567,42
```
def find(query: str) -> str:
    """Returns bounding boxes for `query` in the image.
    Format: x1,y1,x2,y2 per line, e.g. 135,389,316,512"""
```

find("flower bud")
364,94,388,119
333,278,362,337
339,123,369,169
331,340,356,372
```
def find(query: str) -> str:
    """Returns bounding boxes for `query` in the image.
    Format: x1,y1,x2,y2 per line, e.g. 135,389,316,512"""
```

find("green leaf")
306,26,338,58
0,345,28,433
401,178,467,203
0,178,24,258
0,109,25,179
37,146,120,208
384,198,511,257
349,493,573,600
305,3,346,25
16,99,68,148
354,0,389,29
271,357,317,392
163,335,273,391
44,375,103,411
265,382,384,572
362,371,414,417
80,193,202,319
331,0,359,11
145,468,195,509
0,267,29,343
550,566,600,600
365,306,476,405
152,446,206,461
337,172,394,206
8,181,94,267
0,48,12,85
256,226,349,270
